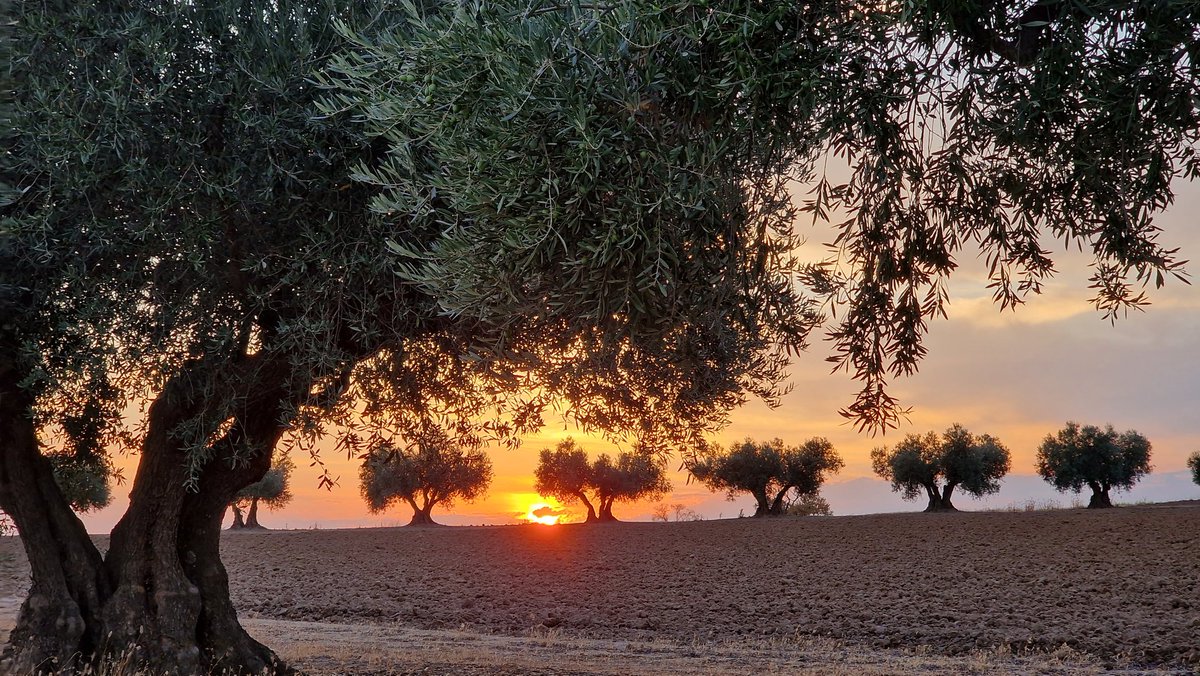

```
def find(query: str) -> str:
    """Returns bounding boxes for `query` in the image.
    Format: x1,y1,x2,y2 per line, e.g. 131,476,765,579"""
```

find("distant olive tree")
1037,423,1152,508
872,425,1011,512
534,438,670,522
1188,452,1200,487
360,430,493,526
229,455,295,530
689,438,843,517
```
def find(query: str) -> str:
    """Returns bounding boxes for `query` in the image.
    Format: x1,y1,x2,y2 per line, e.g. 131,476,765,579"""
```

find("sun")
524,502,561,525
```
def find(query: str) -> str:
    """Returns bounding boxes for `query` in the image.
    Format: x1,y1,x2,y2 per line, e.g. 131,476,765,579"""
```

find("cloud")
530,505,564,520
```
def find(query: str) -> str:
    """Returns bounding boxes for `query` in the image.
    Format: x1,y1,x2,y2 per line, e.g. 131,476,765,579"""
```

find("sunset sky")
79,180,1200,533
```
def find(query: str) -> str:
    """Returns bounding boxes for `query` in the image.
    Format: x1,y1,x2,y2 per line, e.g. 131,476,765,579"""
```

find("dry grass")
250,618,1143,675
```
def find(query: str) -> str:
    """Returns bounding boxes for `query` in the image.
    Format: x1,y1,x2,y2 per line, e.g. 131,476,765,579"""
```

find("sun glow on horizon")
523,502,562,525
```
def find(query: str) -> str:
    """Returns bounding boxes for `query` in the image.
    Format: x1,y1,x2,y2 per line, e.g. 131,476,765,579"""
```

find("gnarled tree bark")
0,357,110,674
179,378,294,675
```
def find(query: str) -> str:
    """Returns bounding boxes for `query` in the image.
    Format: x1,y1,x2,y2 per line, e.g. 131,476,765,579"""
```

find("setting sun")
523,502,562,525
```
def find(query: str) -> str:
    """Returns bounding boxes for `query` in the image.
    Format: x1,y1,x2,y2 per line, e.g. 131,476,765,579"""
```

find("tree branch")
946,0,1094,67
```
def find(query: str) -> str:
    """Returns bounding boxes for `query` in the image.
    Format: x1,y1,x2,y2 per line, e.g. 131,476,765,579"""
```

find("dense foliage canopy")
871,425,1011,512
1036,423,1152,508
688,437,843,516
1189,452,1200,486
324,0,1200,430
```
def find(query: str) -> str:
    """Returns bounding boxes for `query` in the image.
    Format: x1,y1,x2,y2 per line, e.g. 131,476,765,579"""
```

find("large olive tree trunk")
101,368,221,672
0,357,110,674
406,500,437,526
2,350,302,674
179,384,293,675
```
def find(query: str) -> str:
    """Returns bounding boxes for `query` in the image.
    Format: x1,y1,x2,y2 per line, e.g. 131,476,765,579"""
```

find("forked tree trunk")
922,483,957,512
597,496,619,522
407,502,438,526
1087,482,1114,508
3,330,324,674
246,496,262,529
0,360,111,674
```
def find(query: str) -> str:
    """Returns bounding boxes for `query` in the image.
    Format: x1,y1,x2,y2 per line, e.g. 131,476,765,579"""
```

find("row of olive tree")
354,435,669,525
357,422,1188,525
356,434,837,524
872,422,1159,511
5,1,1196,672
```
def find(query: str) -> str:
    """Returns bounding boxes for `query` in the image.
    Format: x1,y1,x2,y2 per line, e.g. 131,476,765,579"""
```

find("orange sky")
80,181,1200,533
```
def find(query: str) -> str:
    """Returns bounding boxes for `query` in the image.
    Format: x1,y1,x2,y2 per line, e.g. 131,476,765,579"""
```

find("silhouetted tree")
229,455,294,530
534,440,597,521
1036,423,1152,508
360,430,493,526
689,438,843,517
534,438,669,522
592,451,671,522
1188,452,1200,488
872,425,1011,512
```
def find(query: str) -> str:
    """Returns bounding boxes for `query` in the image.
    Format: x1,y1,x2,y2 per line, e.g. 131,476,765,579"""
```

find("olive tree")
3,2,660,670
1036,423,1152,508
689,438,843,517
360,430,493,526
6,0,1198,672
534,439,670,522
326,0,1200,434
229,455,295,530
1189,452,1200,487
871,425,1011,512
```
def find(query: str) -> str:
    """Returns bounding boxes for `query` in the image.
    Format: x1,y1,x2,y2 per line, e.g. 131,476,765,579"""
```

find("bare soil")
1,503,1197,674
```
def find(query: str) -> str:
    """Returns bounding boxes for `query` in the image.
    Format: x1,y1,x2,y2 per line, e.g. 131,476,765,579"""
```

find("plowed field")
1,503,1196,673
